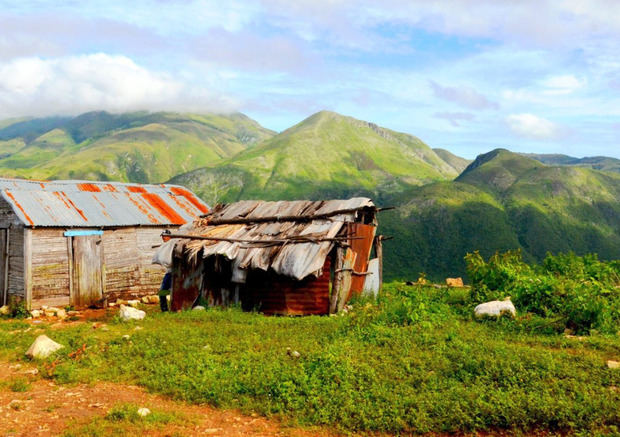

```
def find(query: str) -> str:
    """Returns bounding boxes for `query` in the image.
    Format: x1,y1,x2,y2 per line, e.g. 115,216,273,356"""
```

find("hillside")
171,111,459,204
382,149,620,280
0,111,275,183
523,153,620,173
432,148,471,173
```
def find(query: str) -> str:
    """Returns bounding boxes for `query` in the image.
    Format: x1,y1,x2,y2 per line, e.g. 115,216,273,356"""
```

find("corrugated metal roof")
0,178,209,227
179,198,375,280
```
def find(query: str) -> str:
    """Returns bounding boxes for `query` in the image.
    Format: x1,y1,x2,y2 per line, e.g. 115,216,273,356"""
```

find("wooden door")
71,235,104,307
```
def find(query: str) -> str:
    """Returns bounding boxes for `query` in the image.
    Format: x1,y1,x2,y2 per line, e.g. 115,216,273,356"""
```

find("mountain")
432,148,471,173
171,111,459,205
523,153,620,174
381,149,620,280
0,111,275,183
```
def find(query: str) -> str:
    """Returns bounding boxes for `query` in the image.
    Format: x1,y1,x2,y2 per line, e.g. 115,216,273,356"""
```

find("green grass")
1,283,618,435
63,402,185,437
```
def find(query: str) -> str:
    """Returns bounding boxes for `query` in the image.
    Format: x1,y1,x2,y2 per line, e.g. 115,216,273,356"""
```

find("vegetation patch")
1,280,618,435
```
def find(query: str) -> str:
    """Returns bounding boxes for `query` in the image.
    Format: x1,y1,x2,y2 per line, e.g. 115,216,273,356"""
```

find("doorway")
70,234,104,307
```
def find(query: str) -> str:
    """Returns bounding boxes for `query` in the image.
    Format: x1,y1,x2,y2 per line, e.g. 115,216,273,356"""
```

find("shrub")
465,251,620,334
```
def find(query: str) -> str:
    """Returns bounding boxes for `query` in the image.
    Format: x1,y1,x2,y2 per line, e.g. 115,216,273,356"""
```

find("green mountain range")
0,110,618,281
381,149,620,280
0,111,274,183
523,153,620,173
171,111,460,205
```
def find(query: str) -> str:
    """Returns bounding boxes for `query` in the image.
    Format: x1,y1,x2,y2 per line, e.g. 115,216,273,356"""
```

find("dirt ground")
0,361,337,437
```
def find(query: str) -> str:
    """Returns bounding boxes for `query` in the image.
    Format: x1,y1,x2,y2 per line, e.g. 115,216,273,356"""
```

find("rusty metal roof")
0,178,209,227
179,198,375,280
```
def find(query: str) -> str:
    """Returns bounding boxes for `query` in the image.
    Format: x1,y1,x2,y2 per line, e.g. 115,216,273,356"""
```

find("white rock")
30,310,41,318
192,306,205,311
122,334,131,340
119,304,146,321
141,296,150,304
127,299,140,308
137,407,151,417
56,309,67,320
474,298,516,319
0,305,9,315
608,360,619,369
25,335,64,359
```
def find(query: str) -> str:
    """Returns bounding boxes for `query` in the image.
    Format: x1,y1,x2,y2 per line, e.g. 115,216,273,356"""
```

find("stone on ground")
137,407,151,417
474,298,516,319
141,296,150,304
119,304,146,321
56,309,67,320
0,305,9,315
148,295,160,304
127,299,140,308
192,305,205,311
608,360,619,369
446,277,464,287
25,335,64,359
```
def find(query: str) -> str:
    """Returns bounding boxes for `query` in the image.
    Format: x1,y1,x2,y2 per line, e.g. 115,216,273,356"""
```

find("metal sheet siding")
0,178,209,227
242,257,331,315
347,222,376,296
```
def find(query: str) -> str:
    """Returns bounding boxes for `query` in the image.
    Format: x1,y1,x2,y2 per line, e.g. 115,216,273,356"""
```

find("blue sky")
1,0,619,159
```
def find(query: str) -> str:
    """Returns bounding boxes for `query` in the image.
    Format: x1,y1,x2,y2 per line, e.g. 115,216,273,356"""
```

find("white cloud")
541,74,585,95
505,113,565,140
0,54,238,118
429,80,498,110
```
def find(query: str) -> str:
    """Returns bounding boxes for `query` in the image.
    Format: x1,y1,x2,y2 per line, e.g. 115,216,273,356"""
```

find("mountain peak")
457,148,544,193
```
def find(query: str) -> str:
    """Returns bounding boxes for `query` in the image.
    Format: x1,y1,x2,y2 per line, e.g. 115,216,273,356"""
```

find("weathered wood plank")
72,235,104,307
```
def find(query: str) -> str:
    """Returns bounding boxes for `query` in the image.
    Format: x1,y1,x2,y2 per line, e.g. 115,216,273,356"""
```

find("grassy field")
1,282,619,435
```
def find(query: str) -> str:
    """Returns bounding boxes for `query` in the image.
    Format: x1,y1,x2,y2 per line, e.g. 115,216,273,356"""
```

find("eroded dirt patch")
0,362,336,437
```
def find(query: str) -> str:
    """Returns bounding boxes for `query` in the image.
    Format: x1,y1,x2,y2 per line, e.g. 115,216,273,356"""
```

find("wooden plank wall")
27,226,168,307
103,227,166,301
7,226,24,300
31,229,70,306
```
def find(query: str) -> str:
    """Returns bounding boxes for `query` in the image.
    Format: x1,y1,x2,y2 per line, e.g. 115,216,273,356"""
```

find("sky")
0,0,619,159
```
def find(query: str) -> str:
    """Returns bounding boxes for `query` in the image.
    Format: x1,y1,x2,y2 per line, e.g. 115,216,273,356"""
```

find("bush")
465,251,620,334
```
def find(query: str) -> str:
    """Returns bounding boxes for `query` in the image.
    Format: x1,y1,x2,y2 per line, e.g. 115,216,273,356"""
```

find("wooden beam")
200,206,378,225
23,228,32,310
167,233,363,245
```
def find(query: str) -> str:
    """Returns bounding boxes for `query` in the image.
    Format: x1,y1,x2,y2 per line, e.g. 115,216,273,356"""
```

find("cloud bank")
0,54,238,118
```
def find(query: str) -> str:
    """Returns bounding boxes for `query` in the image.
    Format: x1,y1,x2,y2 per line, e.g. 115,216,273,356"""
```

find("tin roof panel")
0,178,209,227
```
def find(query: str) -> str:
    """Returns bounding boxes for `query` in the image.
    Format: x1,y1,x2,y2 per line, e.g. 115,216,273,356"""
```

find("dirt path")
0,362,337,437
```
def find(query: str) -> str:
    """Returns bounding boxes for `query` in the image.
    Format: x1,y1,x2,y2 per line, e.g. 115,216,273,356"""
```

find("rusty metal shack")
0,178,209,309
169,198,384,315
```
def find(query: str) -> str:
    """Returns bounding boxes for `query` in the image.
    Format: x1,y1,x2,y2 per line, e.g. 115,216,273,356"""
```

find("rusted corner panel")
347,222,376,297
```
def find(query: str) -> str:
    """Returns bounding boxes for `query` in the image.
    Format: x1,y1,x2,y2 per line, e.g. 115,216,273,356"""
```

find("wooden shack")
169,198,384,315
0,178,209,309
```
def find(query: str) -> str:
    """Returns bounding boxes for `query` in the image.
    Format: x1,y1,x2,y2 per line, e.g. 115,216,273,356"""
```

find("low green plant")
9,377,30,392
466,250,620,334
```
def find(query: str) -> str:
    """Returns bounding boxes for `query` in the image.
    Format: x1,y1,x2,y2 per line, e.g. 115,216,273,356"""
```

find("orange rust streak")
102,184,117,192
77,183,101,192
127,186,147,193
169,187,209,214
5,191,34,226
61,192,88,222
141,193,185,225
91,194,111,218
124,193,159,224
53,191,73,210
167,193,197,219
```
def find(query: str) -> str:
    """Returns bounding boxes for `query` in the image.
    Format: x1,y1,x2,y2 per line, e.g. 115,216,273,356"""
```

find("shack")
169,198,384,315
0,178,209,309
